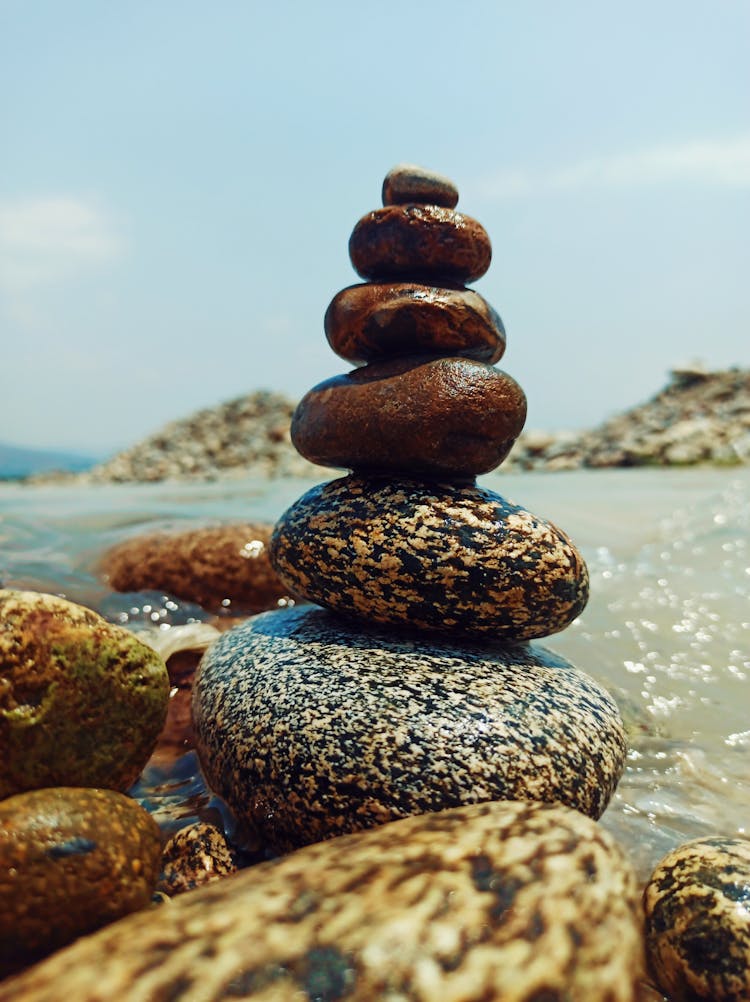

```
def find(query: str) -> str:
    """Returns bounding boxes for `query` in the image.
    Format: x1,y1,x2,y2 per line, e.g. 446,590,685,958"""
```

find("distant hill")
0,442,98,480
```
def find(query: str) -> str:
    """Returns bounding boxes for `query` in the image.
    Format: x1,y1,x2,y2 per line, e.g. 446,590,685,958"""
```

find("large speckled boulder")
270,476,589,640
0,800,644,1001
0,590,169,797
0,787,162,977
644,836,750,1001
101,522,291,615
193,605,626,851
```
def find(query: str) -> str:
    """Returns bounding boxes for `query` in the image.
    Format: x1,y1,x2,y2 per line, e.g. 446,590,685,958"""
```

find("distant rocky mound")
81,391,323,483
26,368,750,485
506,366,750,471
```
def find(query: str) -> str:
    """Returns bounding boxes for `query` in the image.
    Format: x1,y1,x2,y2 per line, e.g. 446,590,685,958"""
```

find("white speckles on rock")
193,605,626,852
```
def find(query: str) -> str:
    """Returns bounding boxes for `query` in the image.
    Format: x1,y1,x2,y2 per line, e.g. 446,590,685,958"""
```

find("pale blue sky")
1,1,748,453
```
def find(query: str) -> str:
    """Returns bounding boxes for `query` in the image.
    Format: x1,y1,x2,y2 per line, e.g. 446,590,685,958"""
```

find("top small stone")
382,163,459,208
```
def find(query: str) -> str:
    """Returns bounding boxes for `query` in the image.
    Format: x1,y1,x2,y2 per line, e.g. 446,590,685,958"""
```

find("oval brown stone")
270,476,589,640
101,523,290,615
0,787,161,976
324,282,505,364
291,357,526,477
349,205,492,282
381,162,459,208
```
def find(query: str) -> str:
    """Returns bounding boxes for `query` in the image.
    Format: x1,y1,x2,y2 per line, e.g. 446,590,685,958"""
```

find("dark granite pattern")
270,476,589,640
644,836,750,1001
193,605,626,852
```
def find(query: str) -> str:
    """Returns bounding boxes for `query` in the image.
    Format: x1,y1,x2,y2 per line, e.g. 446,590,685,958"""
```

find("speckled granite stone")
270,476,588,640
157,822,237,897
291,357,526,477
193,605,625,851
349,204,492,282
0,800,644,1002
643,836,750,1001
382,162,460,208
0,787,161,977
325,281,505,364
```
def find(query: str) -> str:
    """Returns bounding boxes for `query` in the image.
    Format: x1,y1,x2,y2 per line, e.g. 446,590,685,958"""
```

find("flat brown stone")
291,356,526,477
382,162,459,208
349,205,491,282
101,523,291,615
325,282,505,364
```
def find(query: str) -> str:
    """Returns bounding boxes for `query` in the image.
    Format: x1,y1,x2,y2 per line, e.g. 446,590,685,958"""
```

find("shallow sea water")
0,467,748,886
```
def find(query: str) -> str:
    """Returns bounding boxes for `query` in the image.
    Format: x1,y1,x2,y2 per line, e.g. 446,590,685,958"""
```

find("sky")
1,1,748,455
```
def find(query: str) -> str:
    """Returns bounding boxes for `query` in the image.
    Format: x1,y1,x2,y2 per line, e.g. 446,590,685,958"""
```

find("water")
1,468,748,883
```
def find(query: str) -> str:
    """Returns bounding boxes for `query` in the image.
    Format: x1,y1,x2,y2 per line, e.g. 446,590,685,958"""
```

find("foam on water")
1,469,748,881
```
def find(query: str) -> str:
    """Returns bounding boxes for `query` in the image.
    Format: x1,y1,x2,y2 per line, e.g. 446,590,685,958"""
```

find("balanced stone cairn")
193,165,628,854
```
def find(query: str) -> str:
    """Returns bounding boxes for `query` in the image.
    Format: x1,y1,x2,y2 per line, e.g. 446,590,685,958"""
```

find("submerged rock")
643,836,750,1001
0,787,161,977
193,605,625,852
0,800,644,1002
0,590,169,798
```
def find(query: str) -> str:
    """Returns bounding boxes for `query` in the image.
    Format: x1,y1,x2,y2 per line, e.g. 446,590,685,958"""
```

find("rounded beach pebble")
0,800,644,1002
291,356,526,477
101,522,289,615
0,786,162,976
325,281,505,364
157,822,237,897
643,836,750,1001
349,204,492,282
270,476,589,640
0,589,169,798
382,162,460,207
193,605,625,851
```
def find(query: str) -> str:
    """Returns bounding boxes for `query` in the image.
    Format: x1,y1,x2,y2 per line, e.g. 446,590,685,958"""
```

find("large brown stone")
349,204,491,282
291,356,526,477
101,523,291,615
324,282,505,364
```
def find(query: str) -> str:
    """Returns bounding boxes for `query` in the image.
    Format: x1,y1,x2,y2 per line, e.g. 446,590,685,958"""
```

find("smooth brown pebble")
157,822,236,896
0,801,644,1002
0,787,161,976
643,836,750,1001
291,356,526,477
382,162,459,208
101,523,290,615
349,204,491,282
325,281,505,364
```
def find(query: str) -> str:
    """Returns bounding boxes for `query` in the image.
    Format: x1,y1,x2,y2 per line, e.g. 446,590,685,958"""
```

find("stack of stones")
193,165,628,854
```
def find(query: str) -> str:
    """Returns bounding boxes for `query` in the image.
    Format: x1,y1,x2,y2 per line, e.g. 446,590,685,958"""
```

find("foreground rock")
0,590,169,798
643,836,750,1001
101,522,291,614
0,787,161,977
0,800,644,1001
194,606,625,852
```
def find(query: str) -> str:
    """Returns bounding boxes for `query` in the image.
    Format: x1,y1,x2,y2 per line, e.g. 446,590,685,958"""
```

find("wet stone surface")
291,356,526,477
270,475,589,640
0,787,161,977
0,801,644,1002
193,605,626,852
643,836,750,1001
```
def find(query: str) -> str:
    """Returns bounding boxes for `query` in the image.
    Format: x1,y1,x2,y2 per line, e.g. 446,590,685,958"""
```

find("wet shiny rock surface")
270,476,589,640
291,356,526,477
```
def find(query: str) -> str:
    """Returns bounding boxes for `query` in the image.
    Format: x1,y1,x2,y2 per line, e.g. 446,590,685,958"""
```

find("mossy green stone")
0,590,169,798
